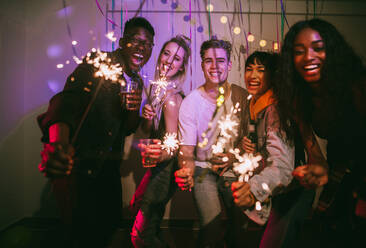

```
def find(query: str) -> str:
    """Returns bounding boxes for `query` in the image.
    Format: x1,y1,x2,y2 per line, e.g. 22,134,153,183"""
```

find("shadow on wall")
0,105,59,230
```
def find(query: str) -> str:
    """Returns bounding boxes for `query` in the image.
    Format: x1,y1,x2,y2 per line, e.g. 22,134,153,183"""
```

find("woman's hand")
210,152,234,176
232,181,256,208
241,136,256,154
139,139,163,166
292,164,328,188
142,104,156,120
175,167,194,191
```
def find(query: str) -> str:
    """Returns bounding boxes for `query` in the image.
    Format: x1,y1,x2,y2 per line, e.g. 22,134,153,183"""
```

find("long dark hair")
275,18,365,128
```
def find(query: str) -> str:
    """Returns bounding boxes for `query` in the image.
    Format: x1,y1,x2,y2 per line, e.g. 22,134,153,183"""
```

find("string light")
56,64,64,69
71,40,78,46
259,40,267,47
206,4,214,12
220,16,228,24
233,27,241,35
247,33,255,42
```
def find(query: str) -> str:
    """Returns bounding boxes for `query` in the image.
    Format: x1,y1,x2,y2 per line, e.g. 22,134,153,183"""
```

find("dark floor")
1,217,364,248
0,218,265,248
0,218,201,248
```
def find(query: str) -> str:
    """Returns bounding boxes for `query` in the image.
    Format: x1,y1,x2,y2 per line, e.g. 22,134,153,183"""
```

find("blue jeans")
193,167,263,248
131,158,177,247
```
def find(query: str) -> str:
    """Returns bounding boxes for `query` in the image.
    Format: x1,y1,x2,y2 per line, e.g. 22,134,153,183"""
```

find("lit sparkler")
231,151,262,182
210,102,241,154
150,77,169,101
162,132,179,156
230,151,265,211
84,49,123,82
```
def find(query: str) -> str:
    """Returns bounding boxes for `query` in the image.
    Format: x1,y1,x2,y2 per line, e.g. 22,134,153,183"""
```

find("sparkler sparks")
231,152,264,212
150,77,169,100
162,132,179,156
210,102,241,154
231,152,262,182
217,113,239,138
84,49,123,82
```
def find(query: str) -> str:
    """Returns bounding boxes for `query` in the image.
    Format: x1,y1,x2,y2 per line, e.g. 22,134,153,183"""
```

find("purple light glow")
56,5,73,18
183,15,191,22
47,44,63,58
47,80,62,93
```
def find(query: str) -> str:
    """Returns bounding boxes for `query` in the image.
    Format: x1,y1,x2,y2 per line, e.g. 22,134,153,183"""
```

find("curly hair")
123,17,155,37
275,18,366,134
154,35,191,84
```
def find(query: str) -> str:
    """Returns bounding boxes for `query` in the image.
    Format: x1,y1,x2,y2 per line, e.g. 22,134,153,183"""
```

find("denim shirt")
245,104,295,225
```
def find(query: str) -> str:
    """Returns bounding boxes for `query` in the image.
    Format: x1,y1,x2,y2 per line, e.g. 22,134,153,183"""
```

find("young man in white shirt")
175,39,251,247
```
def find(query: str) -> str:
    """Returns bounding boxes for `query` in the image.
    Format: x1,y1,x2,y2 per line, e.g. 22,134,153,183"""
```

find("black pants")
53,161,122,248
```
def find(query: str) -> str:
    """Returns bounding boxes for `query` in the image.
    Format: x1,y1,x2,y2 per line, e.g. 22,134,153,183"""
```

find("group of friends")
38,16,366,247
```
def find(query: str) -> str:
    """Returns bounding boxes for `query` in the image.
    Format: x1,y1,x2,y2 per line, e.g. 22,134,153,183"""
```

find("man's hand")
125,89,142,111
292,164,328,188
231,181,256,208
39,143,75,178
210,152,234,176
241,136,256,154
175,167,194,191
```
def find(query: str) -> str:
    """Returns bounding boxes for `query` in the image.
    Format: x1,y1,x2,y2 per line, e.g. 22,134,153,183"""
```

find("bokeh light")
259,40,267,47
233,27,241,35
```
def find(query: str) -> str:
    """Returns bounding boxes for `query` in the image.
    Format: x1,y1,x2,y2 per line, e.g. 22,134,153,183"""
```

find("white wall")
1,0,366,230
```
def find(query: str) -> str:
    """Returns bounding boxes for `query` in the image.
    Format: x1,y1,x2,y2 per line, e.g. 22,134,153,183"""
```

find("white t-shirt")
179,86,237,173
178,87,216,146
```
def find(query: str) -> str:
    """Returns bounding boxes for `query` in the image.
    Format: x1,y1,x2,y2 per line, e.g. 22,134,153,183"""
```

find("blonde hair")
154,35,191,84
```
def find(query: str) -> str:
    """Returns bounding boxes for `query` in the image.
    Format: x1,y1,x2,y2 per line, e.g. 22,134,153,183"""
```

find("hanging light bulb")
233,27,241,35
206,4,214,12
247,33,255,42
259,39,267,47
220,16,228,24
273,42,279,51
71,40,78,46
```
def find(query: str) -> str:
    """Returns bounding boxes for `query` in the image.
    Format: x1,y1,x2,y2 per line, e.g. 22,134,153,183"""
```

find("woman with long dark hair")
274,18,366,246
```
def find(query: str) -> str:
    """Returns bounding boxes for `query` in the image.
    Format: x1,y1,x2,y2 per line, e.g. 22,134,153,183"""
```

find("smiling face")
201,48,232,85
159,41,185,80
245,59,269,99
120,27,154,73
293,28,326,84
